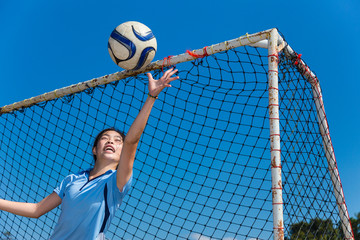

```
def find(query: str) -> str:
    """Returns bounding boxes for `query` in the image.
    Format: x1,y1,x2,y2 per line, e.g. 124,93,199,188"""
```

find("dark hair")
92,127,126,162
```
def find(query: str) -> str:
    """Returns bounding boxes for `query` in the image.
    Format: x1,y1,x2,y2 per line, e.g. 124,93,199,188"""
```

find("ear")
92,146,97,156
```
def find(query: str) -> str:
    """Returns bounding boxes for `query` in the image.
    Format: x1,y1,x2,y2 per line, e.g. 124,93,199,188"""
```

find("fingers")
147,68,178,84
164,68,177,76
162,68,179,83
167,76,179,84
147,68,179,96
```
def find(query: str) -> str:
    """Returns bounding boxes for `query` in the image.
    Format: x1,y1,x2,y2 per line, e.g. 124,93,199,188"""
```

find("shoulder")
107,170,133,192
60,169,89,185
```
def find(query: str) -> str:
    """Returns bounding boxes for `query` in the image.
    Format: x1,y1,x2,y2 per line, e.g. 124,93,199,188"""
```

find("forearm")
0,192,61,219
125,68,178,145
116,69,178,189
0,199,39,218
124,96,155,145
116,96,155,189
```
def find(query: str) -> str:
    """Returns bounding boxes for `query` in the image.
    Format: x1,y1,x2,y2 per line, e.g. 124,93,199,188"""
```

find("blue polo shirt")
51,169,132,240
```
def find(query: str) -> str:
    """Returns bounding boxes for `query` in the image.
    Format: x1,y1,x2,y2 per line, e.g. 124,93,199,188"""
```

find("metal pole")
312,82,354,239
282,45,355,240
268,29,284,240
0,29,273,114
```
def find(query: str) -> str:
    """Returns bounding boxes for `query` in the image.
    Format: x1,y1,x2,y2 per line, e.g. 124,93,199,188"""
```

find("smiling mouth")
104,145,115,152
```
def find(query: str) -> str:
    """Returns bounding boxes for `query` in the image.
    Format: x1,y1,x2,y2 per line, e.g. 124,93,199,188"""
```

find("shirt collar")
80,168,115,176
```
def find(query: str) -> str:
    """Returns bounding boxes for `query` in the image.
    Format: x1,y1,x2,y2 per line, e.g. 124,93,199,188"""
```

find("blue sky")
0,0,359,236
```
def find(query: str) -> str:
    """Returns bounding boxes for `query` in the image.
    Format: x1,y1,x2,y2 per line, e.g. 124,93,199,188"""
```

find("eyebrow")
102,134,122,139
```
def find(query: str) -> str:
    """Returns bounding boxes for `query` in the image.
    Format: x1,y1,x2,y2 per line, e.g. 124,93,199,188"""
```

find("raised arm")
116,68,179,190
0,192,61,218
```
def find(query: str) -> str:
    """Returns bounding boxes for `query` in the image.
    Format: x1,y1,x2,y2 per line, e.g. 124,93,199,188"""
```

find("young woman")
0,68,179,239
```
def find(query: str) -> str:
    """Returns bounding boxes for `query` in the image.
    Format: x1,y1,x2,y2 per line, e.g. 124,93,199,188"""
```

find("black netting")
0,46,349,239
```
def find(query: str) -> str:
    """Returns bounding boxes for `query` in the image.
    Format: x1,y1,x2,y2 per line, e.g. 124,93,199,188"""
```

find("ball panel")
108,29,136,62
108,42,118,65
108,21,157,70
133,47,156,70
132,25,155,42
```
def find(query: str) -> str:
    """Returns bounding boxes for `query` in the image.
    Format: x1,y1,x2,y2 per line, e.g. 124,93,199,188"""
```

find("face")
92,130,123,163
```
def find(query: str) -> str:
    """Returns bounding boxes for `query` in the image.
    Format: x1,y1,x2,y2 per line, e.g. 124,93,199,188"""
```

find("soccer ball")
108,21,157,70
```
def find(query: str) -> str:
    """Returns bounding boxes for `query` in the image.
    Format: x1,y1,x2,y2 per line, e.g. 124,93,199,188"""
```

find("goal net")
0,29,354,240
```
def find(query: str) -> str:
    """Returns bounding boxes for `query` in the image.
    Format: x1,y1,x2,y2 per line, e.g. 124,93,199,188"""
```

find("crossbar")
0,29,273,114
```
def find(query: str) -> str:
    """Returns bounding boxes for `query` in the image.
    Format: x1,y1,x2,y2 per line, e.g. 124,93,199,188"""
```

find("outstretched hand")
147,68,179,97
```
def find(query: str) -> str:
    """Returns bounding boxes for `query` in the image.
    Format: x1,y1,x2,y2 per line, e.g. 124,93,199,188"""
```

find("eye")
101,136,109,141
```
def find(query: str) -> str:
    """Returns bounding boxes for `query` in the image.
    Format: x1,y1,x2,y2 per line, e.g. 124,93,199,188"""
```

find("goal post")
267,29,284,240
282,41,354,240
0,28,354,240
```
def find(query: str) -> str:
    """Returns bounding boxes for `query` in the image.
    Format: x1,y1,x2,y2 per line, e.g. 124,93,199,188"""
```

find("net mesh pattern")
0,46,348,239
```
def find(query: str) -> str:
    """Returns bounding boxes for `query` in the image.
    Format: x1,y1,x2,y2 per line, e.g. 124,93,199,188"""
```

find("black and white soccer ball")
108,21,157,70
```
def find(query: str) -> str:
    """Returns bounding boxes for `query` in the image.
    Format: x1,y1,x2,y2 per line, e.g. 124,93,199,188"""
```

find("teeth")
105,146,114,152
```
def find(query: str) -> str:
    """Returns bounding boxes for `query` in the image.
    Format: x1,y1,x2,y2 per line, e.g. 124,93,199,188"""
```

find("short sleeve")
54,174,74,199
107,171,132,208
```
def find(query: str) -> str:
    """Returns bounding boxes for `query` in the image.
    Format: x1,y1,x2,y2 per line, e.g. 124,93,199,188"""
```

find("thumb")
146,72,154,81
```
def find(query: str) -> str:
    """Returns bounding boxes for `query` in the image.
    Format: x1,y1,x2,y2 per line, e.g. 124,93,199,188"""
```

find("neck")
90,161,117,179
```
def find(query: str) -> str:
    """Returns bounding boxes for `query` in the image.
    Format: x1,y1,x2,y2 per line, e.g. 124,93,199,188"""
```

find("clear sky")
0,0,359,233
